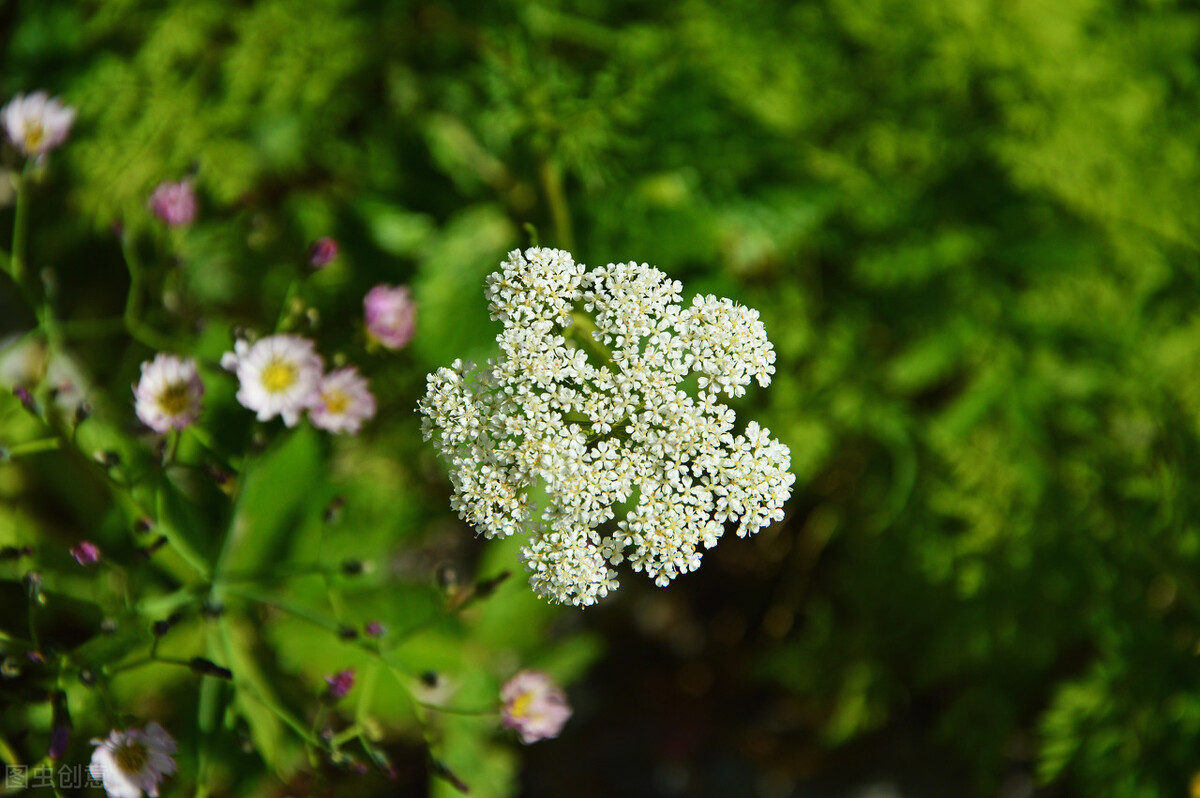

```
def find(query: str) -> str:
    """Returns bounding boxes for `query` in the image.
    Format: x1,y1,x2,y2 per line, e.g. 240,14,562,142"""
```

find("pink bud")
324,668,355,699
364,284,416,350
308,237,339,269
70,541,101,566
149,180,197,227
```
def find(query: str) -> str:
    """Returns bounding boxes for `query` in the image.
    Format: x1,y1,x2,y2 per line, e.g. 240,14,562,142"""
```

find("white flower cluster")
420,248,794,607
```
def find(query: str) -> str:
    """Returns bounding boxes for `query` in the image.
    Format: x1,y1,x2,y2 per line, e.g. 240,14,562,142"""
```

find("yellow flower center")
322,389,350,415
261,360,298,393
23,121,44,153
157,382,191,416
114,741,149,774
509,692,533,719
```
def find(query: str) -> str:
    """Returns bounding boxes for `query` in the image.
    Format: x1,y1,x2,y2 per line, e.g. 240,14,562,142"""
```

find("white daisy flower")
89,722,177,798
309,367,377,435
1,91,75,157
221,335,323,427
133,354,204,433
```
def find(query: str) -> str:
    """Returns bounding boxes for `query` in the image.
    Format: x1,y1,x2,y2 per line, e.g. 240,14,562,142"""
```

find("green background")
3,0,1200,795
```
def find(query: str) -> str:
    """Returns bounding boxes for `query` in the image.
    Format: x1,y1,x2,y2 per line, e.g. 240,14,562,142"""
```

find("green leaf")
0,580,105,652
411,205,517,368
220,616,301,776
219,427,322,576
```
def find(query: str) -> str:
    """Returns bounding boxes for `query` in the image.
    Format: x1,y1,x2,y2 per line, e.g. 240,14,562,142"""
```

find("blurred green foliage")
4,0,1200,795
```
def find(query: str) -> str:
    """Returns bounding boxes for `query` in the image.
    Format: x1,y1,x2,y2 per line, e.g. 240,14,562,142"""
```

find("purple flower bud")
70,541,101,566
364,621,385,638
364,284,416,350
48,722,70,759
325,668,355,700
308,237,339,269
149,180,197,227
13,385,38,414
48,691,71,759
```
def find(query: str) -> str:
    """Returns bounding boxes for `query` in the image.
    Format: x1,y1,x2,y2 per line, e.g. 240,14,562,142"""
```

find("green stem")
11,161,31,288
239,680,332,751
216,562,340,585
537,157,574,252
222,585,341,633
564,311,615,369
415,701,498,717
275,279,301,332
107,656,154,675
153,485,213,581
195,646,221,798
185,425,242,475
121,233,173,350
4,162,55,342
4,437,61,458
330,723,362,747
0,735,21,769
58,317,127,338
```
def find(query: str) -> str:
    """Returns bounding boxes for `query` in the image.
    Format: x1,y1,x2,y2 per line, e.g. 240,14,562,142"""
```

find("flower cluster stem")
564,311,615,369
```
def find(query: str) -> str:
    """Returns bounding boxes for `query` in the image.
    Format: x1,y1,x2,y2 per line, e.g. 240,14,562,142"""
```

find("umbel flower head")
1,91,75,157
221,334,323,427
89,722,176,798
133,353,204,433
419,248,794,607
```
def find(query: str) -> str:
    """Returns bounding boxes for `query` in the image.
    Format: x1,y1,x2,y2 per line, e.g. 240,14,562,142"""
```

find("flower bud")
23,570,42,599
149,179,197,227
189,657,233,679
70,541,101,566
474,570,512,599
48,691,71,759
430,758,470,794
363,284,416,350
0,545,33,561
308,237,339,269
13,386,39,415
325,668,355,700
140,535,169,557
